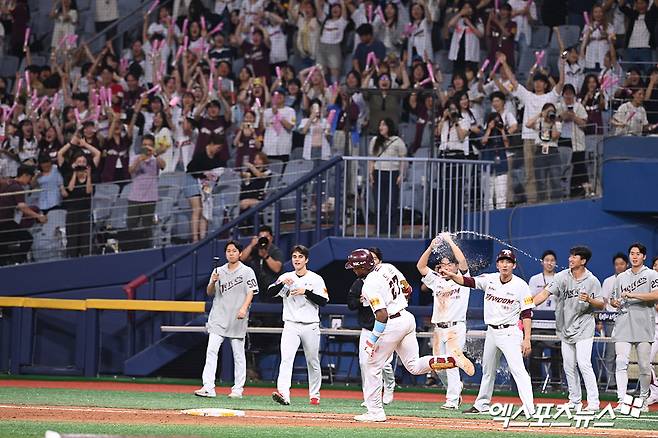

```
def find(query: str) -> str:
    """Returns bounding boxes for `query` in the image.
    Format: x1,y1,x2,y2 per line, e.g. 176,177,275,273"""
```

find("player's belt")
488,324,514,329
389,312,402,319
435,321,461,329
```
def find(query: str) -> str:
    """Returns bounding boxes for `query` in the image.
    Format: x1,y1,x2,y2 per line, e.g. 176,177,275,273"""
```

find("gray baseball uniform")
545,268,601,409
612,265,658,402
546,268,602,344
200,262,258,395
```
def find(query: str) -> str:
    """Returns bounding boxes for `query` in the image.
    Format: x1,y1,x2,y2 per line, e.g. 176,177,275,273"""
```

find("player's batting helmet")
345,248,376,271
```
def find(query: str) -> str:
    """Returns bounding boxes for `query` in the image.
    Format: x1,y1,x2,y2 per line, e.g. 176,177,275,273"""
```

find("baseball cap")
496,249,516,263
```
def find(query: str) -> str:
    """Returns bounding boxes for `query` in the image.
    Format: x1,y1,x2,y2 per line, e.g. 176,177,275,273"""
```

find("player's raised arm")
440,232,469,273
533,288,550,306
417,237,440,277
206,270,219,296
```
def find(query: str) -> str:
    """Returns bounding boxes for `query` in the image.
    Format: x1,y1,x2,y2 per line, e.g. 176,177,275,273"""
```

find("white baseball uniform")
271,270,329,403
360,263,440,417
422,269,470,406
471,273,535,414
202,262,258,395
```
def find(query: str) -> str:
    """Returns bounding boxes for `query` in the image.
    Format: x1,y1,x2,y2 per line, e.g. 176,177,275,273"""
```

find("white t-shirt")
274,270,328,323
600,274,620,313
512,86,560,140
422,269,470,323
439,117,471,155
508,0,537,43
362,263,409,317
267,24,288,64
320,17,348,44
628,14,651,48
263,106,296,157
528,272,556,311
473,273,535,326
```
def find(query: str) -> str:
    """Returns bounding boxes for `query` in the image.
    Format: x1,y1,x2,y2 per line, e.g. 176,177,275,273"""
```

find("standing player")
346,249,475,422
195,241,259,398
610,243,658,412
533,246,604,411
265,245,329,406
442,249,535,415
649,256,658,406
416,233,471,410
347,247,404,406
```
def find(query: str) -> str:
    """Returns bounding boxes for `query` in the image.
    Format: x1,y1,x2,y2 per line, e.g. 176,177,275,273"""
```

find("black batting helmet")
345,249,376,272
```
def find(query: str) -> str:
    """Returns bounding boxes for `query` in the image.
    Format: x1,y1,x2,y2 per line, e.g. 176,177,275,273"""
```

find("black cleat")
462,406,484,414
272,391,290,405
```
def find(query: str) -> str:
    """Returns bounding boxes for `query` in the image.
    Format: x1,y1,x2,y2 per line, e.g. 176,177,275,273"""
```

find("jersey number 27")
388,275,402,299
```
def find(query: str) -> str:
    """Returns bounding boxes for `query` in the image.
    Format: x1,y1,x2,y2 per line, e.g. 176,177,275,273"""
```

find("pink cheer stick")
68,34,78,46
303,65,317,87
25,71,31,95
527,0,533,7
201,16,206,33
146,0,159,15
254,97,261,109
626,111,636,123
15,78,23,96
367,4,373,22
495,0,499,12
480,58,491,73
418,77,432,86
326,109,336,126
99,87,107,105
172,46,184,66
532,50,545,69
51,93,59,110
169,95,180,107
33,96,47,114
74,108,81,124
427,62,436,83
182,18,189,36
183,36,189,51
107,88,112,107
583,12,590,26
376,6,385,23
208,22,224,36
120,58,129,72
492,59,502,74
217,77,222,91
275,66,282,81
6,103,18,120
23,27,30,52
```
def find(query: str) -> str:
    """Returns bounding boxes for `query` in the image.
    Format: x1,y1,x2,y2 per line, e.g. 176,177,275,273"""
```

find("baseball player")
533,246,604,411
195,240,259,398
600,252,629,389
442,249,535,415
416,233,471,410
649,256,658,406
265,245,329,406
347,247,403,406
610,243,658,412
346,249,475,422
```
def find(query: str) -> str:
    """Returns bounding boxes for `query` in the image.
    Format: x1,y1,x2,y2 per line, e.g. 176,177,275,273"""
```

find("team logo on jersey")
369,297,381,307
524,296,534,305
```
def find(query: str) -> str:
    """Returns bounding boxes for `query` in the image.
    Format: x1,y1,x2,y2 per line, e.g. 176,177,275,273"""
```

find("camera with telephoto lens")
547,111,557,121
257,236,269,248
72,164,88,171
449,110,460,121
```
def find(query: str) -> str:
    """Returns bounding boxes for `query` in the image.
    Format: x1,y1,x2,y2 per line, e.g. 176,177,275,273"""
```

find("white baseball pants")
276,321,321,402
615,341,652,401
561,338,599,408
473,326,535,414
363,310,437,416
201,333,246,395
359,328,395,397
434,322,467,405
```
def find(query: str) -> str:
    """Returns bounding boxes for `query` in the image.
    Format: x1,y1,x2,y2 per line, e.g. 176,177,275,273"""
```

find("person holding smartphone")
233,110,263,170
60,154,93,257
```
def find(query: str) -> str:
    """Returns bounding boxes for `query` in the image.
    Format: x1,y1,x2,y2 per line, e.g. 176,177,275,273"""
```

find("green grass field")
0,382,656,438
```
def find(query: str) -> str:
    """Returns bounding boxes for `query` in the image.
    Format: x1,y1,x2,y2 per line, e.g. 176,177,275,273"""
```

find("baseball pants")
615,341,652,401
561,338,600,409
359,329,395,398
363,310,438,416
434,322,467,405
277,321,321,402
473,326,535,414
201,333,246,395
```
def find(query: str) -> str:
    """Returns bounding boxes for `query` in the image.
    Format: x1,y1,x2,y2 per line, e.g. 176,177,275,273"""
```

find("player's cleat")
272,391,290,406
563,401,582,410
583,404,599,412
440,402,459,410
451,348,475,376
383,390,394,405
354,412,387,422
227,392,243,399
613,403,626,414
194,387,216,398
640,399,649,413
310,398,320,406
462,406,484,414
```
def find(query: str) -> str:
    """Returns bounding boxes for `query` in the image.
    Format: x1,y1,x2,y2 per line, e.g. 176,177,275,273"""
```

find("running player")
533,246,604,411
195,240,259,398
416,233,471,410
442,249,535,415
346,249,475,422
610,243,658,412
265,245,329,406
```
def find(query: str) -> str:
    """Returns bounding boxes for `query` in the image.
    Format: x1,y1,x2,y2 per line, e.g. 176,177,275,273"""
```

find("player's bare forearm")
587,297,605,310
522,318,531,340
416,240,436,276
241,291,255,311
374,308,388,323
533,289,549,306
624,290,658,302
206,282,216,296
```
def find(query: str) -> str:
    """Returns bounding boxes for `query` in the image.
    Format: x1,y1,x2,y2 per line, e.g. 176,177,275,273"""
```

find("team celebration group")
193,233,658,422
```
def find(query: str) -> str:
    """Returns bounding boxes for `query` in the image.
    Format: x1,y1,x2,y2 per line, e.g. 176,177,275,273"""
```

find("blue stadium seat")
530,25,550,48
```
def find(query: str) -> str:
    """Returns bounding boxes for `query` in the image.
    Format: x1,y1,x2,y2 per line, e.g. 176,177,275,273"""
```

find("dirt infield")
0,404,656,437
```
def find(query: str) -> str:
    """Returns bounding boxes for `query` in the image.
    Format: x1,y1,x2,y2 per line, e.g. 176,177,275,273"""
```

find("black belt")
488,324,514,329
435,321,461,329
389,312,402,319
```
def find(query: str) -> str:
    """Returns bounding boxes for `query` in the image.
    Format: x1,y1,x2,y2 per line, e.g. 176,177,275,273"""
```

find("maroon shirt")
234,129,263,169
0,180,25,224
241,42,270,78
195,116,230,162
487,20,517,69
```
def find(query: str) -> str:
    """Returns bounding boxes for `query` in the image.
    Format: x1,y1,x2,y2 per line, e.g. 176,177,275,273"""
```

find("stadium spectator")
557,84,589,198
94,0,119,42
239,151,272,216
240,224,284,294
525,102,561,202
480,112,509,210
619,0,658,73
447,0,484,73
611,87,651,135
485,4,517,69
581,4,615,72
291,0,321,68
0,165,46,265
298,99,331,162
317,0,349,83
61,154,93,257
50,0,78,50
644,67,658,125
508,0,538,71
233,110,263,168
353,23,386,74
373,1,404,55
127,134,166,251
262,88,296,161
33,154,64,214
368,118,406,235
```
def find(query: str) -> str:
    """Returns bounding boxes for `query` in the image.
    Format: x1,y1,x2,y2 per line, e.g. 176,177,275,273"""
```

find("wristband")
368,320,387,346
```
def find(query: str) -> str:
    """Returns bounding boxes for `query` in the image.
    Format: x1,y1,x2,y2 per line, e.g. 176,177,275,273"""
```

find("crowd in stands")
1,0,658,264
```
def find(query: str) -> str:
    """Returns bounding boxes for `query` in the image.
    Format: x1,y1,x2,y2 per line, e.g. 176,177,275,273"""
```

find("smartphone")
212,256,221,269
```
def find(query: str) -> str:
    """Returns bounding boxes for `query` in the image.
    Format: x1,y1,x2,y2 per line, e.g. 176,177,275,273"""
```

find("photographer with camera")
480,113,510,210
126,134,165,250
60,154,93,257
233,110,263,170
525,103,561,202
240,225,284,294
557,84,589,198
437,99,469,158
